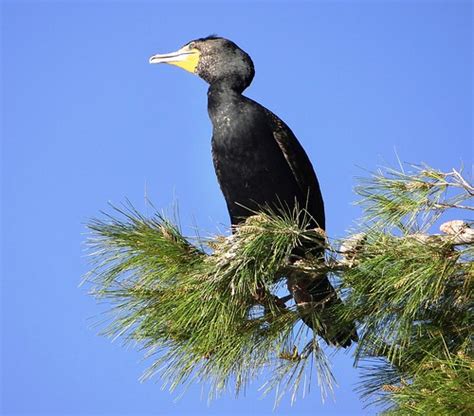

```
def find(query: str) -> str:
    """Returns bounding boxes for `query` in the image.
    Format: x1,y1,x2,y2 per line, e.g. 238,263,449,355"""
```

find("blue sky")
1,1,471,415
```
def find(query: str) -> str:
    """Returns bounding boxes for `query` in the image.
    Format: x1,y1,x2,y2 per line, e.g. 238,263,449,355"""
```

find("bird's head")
149,36,255,93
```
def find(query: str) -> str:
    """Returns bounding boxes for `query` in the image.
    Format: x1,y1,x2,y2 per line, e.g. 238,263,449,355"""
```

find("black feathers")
162,36,358,347
196,34,220,41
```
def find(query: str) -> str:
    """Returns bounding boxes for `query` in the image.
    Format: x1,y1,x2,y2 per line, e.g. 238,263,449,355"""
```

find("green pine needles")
86,205,333,404
346,165,473,414
84,164,473,413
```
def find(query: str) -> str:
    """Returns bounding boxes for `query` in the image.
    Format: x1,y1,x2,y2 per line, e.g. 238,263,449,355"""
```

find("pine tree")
84,164,473,413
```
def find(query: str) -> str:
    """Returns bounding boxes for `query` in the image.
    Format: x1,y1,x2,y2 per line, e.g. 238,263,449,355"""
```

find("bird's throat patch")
172,50,201,74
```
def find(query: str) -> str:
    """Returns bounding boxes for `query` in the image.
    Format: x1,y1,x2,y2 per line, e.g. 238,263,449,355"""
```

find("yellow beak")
149,46,201,74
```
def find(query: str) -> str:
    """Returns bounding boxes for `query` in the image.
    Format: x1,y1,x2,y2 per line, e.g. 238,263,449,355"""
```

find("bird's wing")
263,108,326,229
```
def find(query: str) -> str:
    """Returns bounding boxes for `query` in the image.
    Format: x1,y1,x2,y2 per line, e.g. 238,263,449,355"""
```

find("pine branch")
84,165,473,412
85,204,335,404
343,165,473,414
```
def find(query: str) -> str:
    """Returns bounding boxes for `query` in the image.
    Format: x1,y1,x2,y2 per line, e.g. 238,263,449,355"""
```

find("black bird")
149,36,357,347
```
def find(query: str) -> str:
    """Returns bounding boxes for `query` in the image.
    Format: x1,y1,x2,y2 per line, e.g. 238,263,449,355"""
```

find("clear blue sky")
1,1,471,415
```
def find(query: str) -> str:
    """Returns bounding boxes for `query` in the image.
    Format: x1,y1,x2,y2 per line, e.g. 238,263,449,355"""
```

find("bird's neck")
207,80,246,108
208,78,247,95
207,81,244,119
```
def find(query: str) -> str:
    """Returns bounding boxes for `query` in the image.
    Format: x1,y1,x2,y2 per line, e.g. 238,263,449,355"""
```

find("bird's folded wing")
264,109,326,229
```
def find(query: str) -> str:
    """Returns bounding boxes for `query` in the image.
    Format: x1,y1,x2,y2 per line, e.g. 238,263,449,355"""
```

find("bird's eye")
188,42,196,50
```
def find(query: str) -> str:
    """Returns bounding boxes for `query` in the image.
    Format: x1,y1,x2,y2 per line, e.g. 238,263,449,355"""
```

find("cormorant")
149,36,357,347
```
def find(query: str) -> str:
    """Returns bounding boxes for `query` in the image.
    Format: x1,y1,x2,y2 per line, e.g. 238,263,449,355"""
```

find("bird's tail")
287,272,358,348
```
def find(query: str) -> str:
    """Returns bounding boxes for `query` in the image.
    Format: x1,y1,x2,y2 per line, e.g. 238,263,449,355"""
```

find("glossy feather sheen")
208,84,322,226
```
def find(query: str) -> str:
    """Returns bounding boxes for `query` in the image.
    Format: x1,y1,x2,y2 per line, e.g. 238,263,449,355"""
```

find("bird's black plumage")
208,84,324,228
150,36,357,347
